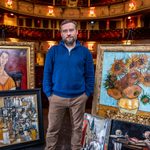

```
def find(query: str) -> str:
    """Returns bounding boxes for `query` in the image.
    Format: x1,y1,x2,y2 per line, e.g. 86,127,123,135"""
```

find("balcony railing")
1,25,150,41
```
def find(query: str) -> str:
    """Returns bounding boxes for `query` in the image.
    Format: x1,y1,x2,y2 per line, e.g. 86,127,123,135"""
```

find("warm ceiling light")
48,6,54,16
10,13,14,16
47,41,56,48
128,16,131,19
6,0,12,7
90,21,94,24
122,40,132,45
87,42,96,51
89,7,96,17
8,38,19,42
129,1,136,10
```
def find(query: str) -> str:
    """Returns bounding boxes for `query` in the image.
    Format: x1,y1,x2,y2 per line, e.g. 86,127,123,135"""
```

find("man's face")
60,22,78,46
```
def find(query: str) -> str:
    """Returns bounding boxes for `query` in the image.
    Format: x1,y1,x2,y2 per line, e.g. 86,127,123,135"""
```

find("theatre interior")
0,0,150,149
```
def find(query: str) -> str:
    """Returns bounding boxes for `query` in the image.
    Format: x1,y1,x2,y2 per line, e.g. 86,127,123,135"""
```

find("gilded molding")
0,0,150,19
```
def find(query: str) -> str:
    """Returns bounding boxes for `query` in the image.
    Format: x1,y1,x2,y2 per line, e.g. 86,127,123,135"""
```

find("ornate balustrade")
0,0,150,19
1,25,150,41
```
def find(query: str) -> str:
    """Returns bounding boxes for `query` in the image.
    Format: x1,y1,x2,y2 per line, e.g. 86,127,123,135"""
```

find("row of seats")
1,25,150,41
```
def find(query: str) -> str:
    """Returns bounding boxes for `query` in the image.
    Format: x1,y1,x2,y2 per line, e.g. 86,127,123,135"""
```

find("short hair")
60,20,78,29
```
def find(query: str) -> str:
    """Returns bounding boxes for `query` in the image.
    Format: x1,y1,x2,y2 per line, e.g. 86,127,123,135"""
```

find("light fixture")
129,1,136,10
89,7,96,17
87,42,96,52
122,40,133,45
128,16,131,20
47,41,57,49
90,21,94,24
8,38,19,42
10,13,14,16
48,6,54,16
6,0,13,7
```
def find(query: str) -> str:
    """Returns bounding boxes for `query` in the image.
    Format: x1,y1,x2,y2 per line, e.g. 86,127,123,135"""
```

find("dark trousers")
45,93,88,150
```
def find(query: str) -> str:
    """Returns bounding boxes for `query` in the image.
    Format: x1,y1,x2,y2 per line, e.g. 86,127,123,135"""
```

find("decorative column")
137,15,141,28
88,0,90,7
106,19,110,30
122,17,126,38
17,15,20,36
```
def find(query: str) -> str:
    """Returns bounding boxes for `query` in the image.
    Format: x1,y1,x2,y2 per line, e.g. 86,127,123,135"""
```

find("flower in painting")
110,59,126,76
122,85,142,99
104,53,150,113
107,88,122,100
136,54,149,69
126,70,142,85
140,73,150,87
114,76,129,91
125,55,138,71
140,94,150,104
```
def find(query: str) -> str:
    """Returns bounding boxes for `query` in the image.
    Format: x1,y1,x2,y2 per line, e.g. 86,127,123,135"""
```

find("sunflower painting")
92,44,150,122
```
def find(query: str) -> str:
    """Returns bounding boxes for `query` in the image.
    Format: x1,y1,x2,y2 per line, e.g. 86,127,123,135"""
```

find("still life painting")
93,44,150,124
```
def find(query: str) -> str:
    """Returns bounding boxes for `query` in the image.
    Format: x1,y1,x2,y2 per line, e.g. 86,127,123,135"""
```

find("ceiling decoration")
67,0,78,7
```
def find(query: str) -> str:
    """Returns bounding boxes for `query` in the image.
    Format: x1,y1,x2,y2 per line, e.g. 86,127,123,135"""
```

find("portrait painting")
92,44,150,125
0,41,35,91
108,119,150,150
82,113,111,150
0,89,44,150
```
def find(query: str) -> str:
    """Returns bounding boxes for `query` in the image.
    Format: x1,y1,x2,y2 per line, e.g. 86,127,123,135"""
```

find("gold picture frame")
0,41,35,90
92,44,150,125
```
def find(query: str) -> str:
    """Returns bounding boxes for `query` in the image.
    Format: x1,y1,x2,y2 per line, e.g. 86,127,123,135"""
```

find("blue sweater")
43,40,95,98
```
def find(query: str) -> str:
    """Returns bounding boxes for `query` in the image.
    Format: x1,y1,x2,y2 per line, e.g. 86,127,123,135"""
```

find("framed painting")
0,41,35,90
0,88,44,150
92,44,150,125
108,119,150,150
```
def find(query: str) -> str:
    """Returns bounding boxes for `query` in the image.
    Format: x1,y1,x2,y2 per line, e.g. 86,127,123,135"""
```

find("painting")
0,41,35,90
108,119,150,150
81,113,111,150
0,89,44,150
92,44,150,125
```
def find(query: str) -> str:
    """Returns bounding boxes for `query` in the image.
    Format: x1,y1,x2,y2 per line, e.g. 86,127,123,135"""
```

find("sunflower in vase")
104,54,150,114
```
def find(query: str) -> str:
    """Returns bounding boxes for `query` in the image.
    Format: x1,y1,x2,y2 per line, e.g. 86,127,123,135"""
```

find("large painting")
0,41,35,90
92,44,150,125
0,89,44,150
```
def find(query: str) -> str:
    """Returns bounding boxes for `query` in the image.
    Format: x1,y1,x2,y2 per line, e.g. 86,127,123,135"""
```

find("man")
43,19,95,150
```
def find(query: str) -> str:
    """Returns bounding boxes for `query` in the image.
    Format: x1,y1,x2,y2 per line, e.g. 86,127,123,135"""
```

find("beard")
63,36,77,47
